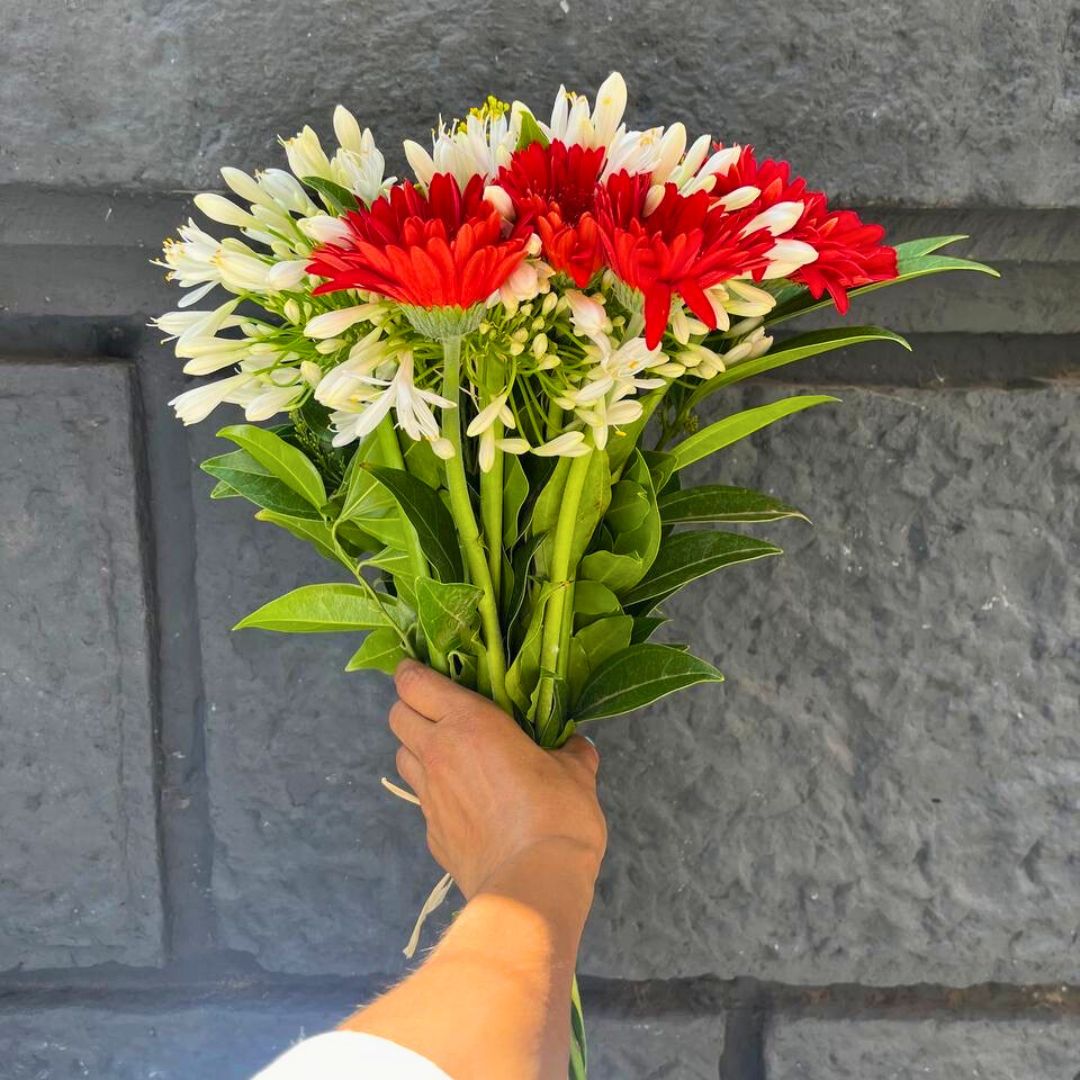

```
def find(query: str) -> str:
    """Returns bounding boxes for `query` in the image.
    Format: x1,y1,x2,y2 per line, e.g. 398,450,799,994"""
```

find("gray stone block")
579,387,1080,985
0,361,163,969
589,1014,722,1079
188,426,445,976
2,1,1078,207
0,999,351,1080
765,1016,1080,1080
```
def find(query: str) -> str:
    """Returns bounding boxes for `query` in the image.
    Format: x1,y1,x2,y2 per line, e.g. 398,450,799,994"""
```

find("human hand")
389,660,607,900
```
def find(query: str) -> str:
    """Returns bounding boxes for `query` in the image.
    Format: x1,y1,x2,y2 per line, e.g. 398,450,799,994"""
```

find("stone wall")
2,4,1079,1076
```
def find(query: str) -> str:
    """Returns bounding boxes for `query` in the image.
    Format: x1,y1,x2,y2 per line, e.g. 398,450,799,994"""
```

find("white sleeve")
252,1030,453,1079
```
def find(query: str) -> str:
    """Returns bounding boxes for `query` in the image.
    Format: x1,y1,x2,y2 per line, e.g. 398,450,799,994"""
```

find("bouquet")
154,73,995,1076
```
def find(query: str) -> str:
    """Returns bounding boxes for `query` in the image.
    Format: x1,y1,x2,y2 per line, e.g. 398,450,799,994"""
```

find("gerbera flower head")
497,139,606,286
306,172,528,337
596,172,776,348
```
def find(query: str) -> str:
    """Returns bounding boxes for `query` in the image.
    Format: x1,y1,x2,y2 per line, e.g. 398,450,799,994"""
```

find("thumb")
559,733,600,775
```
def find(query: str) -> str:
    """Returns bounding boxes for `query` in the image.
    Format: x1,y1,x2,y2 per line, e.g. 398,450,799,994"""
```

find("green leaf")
255,510,344,564
301,175,360,214
693,326,910,403
202,449,322,519
345,628,406,674
579,549,645,594
532,452,610,575
630,615,668,644
641,449,678,497
403,437,442,489
572,580,622,629
659,484,809,525
669,395,839,473
766,240,999,327
505,533,544,641
216,425,327,510
516,109,550,150
234,583,410,633
608,385,666,475
366,546,418,607
502,454,530,546
364,465,463,581
415,578,483,656
568,615,634,701
506,583,557,714
209,479,240,499
623,530,782,612
573,643,724,723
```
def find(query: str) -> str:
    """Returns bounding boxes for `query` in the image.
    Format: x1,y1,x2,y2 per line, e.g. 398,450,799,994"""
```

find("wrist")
477,837,601,917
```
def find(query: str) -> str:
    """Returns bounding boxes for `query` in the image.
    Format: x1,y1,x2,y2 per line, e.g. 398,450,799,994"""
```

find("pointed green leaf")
255,510,345,564
209,479,240,499
573,644,724,723
202,449,322,519
579,549,645,594
670,396,839,473
659,485,809,525
502,454,530,546
415,578,483,656
364,465,463,581
572,580,622,629
216,425,327,510
516,109,550,150
766,242,999,327
568,614,634,700
623,530,782,612
694,326,909,402
234,583,410,633
301,175,360,214
345,627,406,674
629,615,668,644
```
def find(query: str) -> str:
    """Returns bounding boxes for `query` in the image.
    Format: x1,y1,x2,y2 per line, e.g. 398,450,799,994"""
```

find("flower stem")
479,419,504,602
535,443,593,742
374,415,448,674
441,336,512,714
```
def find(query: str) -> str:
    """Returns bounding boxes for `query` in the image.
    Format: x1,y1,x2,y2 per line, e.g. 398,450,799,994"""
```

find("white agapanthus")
168,371,254,426
403,99,524,187
465,392,528,472
157,220,227,307
323,350,455,448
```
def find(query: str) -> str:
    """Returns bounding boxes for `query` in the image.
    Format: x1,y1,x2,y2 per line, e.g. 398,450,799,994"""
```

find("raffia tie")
380,777,455,959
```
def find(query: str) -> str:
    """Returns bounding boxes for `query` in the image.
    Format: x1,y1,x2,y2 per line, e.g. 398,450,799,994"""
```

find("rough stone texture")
0,362,163,969
766,1016,1080,1079
0,1000,348,1080
580,386,1080,985
2,2,1079,207
589,1014,722,1079
187,422,445,976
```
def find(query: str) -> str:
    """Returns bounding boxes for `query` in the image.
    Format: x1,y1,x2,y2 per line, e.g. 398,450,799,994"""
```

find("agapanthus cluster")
155,73,897,460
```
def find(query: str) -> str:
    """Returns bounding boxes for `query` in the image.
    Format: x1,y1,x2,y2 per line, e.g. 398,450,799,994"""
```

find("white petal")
591,72,627,147
305,305,375,339
532,431,587,457
403,140,436,187
741,201,804,237
333,105,364,154
194,193,254,229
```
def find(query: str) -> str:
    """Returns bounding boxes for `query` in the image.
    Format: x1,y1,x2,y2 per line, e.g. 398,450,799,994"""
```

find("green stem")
479,419,504,603
441,336,512,714
374,416,447,673
535,444,593,742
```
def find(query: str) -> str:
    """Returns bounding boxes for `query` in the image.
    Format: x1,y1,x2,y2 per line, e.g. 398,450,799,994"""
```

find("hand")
389,660,607,900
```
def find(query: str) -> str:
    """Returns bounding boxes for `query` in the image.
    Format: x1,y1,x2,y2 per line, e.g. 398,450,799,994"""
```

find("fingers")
388,699,434,755
394,659,507,725
558,734,600,776
395,744,425,799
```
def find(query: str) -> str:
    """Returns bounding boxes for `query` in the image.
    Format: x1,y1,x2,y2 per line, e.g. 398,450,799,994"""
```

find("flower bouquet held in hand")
155,73,996,1077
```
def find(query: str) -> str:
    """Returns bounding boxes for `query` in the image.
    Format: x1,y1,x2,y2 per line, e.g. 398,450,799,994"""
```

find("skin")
338,660,607,1080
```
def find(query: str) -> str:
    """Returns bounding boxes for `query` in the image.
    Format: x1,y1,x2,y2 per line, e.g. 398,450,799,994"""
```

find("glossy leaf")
234,583,410,633
669,396,838,473
692,326,910,404
209,479,240,499
502,454,530,546
202,449,322,519
415,578,483,656
629,615,668,644
573,643,724,723
659,485,809,525
216,425,327,510
301,175,360,214
516,109,550,150
766,239,999,327
572,580,622,629
568,615,634,700
623,530,782,612
364,465,463,581
345,628,406,674
255,510,344,564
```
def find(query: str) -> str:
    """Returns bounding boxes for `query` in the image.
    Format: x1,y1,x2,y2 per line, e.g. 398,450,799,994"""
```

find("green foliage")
301,175,360,214
345,628,407,674
202,449,322,519
669,395,839,473
216,424,327,510
234,583,411,633
573,644,724,722
415,578,484,656
516,109,550,150
659,485,808,525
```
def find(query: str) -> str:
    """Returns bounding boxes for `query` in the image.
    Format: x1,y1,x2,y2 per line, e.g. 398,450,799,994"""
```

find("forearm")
340,840,598,1079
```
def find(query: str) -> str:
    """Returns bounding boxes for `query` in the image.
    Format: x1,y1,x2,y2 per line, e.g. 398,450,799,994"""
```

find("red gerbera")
306,173,527,310
707,145,897,310
596,171,775,348
788,193,898,312
496,139,606,287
